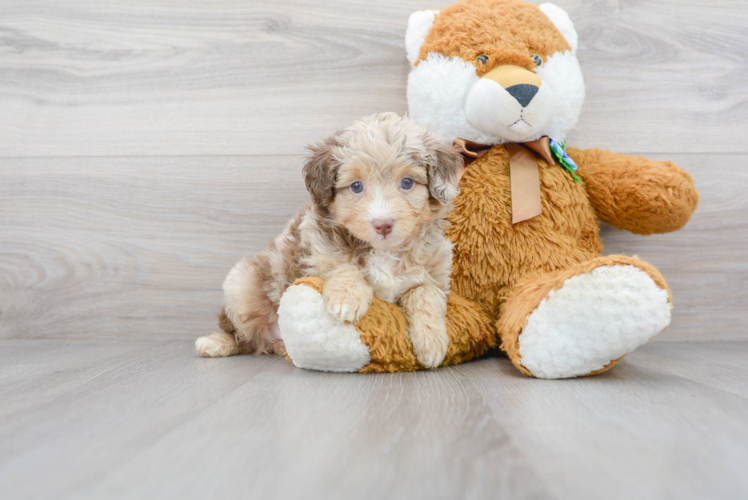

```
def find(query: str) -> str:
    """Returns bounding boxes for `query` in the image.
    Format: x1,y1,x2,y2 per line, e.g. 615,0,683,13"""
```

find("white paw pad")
519,265,671,379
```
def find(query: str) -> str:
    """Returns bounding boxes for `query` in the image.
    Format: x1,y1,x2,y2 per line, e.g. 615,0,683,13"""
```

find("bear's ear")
539,3,578,54
405,10,439,65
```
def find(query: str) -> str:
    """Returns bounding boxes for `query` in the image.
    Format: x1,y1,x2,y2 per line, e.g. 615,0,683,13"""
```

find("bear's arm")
565,147,699,235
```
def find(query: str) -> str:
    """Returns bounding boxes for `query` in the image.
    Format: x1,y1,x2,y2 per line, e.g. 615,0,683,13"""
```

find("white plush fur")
539,3,578,53
408,53,490,144
278,284,371,372
518,265,672,379
406,10,438,65
534,50,585,141
464,77,554,143
407,51,584,145
406,4,585,145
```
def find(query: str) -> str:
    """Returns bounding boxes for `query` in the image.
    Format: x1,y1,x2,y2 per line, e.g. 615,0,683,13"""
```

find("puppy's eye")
530,53,544,67
400,177,414,190
350,181,364,194
476,54,489,65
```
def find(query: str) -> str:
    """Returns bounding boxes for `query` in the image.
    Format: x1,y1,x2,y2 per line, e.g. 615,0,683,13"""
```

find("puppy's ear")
426,141,464,206
303,134,340,209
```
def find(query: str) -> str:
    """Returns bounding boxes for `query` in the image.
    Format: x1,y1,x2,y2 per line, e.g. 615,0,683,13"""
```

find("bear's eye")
400,177,414,190
475,54,489,65
350,181,364,194
530,53,544,68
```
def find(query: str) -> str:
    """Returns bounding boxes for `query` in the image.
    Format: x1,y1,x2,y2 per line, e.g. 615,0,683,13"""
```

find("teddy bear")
274,0,699,378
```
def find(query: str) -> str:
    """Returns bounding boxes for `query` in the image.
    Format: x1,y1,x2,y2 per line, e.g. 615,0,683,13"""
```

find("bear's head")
406,0,584,145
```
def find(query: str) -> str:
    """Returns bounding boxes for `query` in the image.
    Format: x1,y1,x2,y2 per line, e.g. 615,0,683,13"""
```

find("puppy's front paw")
323,281,373,323
409,317,450,368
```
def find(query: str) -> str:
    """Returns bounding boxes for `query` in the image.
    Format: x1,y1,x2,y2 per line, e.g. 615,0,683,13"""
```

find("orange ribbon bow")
453,137,555,224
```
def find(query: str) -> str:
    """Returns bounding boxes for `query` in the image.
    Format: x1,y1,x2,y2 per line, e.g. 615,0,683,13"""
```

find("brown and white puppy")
195,112,463,367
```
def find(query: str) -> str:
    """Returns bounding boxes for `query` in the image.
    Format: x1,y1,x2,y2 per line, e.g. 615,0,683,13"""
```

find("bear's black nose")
505,84,539,107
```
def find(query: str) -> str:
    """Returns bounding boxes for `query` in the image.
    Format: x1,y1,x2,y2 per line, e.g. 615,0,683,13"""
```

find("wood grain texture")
1,153,745,341
0,155,308,339
2,2,746,498
1,0,746,157
1,339,747,500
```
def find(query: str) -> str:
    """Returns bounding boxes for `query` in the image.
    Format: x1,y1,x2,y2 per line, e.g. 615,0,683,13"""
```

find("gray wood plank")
468,342,748,500
0,339,548,500
1,153,744,341
1,0,746,157
0,155,307,339
1,339,747,500
626,342,748,399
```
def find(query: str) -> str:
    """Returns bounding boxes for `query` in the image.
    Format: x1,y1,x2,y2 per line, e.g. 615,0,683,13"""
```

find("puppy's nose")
372,218,394,236
505,84,539,107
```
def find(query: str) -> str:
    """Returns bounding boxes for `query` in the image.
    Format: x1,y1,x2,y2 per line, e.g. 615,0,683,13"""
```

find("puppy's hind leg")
196,333,241,358
195,307,242,357
218,255,280,355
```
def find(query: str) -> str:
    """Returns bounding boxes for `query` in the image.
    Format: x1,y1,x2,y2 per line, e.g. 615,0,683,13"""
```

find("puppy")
195,112,463,368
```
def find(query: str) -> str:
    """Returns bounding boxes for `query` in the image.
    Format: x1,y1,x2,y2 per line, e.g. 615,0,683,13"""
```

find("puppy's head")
303,112,463,250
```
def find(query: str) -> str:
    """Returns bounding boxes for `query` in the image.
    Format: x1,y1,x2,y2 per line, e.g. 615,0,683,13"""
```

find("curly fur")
196,113,463,367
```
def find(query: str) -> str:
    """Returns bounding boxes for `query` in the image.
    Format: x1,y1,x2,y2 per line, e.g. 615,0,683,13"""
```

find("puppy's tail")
195,307,241,357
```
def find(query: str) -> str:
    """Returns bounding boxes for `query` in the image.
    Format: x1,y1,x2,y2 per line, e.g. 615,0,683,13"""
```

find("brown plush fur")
417,0,570,75
446,144,693,375
568,147,700,235
447,145,604,318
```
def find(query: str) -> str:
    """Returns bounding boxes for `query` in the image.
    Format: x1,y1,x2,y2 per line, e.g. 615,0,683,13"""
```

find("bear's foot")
277,278,372,372
498,256,672,379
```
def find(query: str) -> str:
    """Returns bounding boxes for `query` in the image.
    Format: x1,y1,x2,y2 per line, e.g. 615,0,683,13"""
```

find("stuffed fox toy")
275,0,699,378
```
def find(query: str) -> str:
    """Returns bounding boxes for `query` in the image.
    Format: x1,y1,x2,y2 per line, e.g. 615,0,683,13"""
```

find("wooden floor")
1,0,747,498
1,340,747,500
